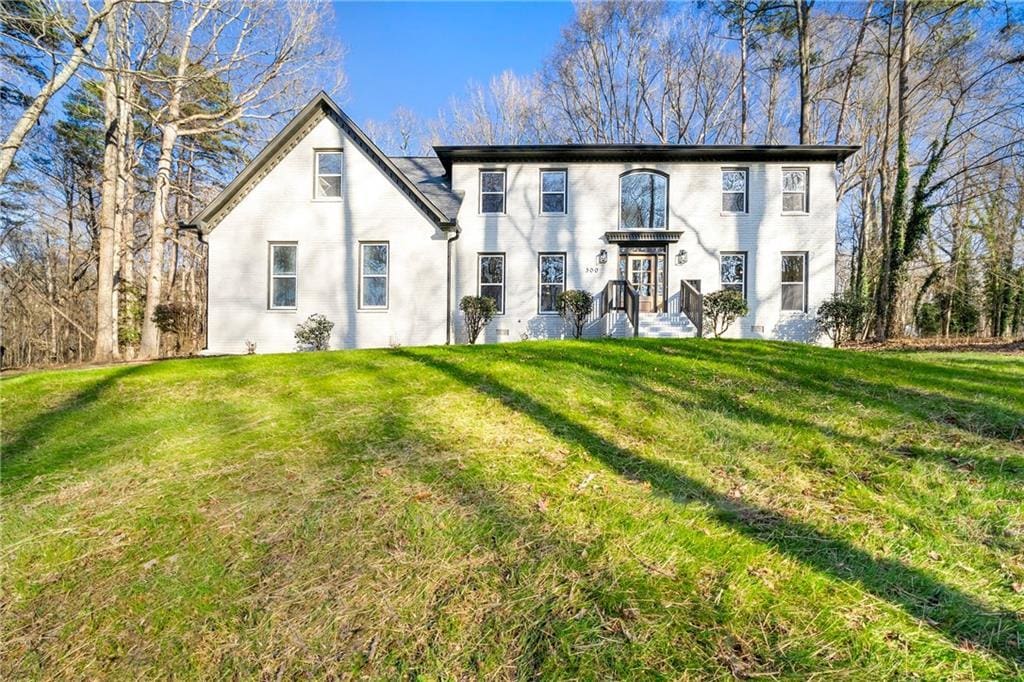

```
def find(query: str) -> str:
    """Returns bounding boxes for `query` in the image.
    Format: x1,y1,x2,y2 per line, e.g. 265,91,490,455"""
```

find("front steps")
607,312,698,339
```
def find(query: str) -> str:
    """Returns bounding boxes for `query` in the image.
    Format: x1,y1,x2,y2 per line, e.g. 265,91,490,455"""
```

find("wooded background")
2,0,1022,368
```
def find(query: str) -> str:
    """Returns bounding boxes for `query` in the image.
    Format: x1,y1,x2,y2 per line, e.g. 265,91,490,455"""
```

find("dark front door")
627,255,656,312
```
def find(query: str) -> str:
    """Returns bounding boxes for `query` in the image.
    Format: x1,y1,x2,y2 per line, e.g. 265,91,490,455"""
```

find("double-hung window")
538,253,566,313
782,168,808,213
540,170,567,215
480,170,506,214
720,252,747,299
781,252,808,311
360,242,389,309
479,253,505,314
269,243,297,309
315,151,343,199
721,168,748,213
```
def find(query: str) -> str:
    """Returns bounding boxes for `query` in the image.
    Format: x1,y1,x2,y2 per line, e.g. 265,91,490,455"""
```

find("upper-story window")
315,151,343,199
782,168,809,213
480,170,506,214
540,170,567,215
722,168,748,213
620,170,667,229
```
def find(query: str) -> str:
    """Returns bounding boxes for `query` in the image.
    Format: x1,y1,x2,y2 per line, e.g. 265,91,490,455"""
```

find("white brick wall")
451,161,836,344
206,114,837,353
206,117,448,354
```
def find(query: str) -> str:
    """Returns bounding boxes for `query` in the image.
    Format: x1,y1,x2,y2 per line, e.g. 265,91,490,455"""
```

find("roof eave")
189,92,453,232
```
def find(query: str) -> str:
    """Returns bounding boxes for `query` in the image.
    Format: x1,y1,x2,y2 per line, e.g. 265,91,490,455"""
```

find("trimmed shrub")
817,292,868,347
152,301,202,354
460,296,497,344
557,289,593,339
294,313,334,351
703,290,748,338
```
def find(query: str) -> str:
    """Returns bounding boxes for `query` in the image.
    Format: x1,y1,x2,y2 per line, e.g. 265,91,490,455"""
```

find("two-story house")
187,92,857,353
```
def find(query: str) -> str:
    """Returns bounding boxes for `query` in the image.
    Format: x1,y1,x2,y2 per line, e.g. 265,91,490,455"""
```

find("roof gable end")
188,92,456,233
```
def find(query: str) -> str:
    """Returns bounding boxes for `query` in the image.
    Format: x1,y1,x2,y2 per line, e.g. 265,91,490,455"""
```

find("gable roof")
185,92,457,232
433,144,860,176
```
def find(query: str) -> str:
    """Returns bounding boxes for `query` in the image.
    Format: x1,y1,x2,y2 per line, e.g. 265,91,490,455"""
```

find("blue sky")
332,1,574,124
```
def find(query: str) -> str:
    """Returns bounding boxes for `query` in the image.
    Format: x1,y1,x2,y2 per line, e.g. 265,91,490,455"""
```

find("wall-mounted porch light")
676,249,688,265
598,249,608,265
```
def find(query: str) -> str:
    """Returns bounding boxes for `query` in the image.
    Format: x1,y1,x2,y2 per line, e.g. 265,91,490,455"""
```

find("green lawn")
2,339,1022,679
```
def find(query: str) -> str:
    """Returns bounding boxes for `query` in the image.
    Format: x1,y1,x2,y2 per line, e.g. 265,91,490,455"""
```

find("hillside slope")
3,340,1023,678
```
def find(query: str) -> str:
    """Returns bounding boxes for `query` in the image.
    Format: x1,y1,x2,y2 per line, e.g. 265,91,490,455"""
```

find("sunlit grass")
2,339,1022,678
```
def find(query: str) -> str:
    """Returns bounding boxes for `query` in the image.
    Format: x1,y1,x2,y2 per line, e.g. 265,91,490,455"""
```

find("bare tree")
0,0,127,186
137,0,339,359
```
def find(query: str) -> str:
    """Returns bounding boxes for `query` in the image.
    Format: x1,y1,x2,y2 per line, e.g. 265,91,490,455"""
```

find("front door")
628,255,656,312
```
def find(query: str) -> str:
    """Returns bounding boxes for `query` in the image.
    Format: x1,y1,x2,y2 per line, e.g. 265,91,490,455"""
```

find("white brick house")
187,92,857,354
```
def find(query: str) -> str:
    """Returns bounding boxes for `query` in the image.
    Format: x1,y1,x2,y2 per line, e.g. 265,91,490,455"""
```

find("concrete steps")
638,312,697,338
607,312,698,338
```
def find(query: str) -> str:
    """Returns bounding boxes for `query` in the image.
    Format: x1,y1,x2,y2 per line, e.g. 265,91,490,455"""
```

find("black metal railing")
680,279,703,337
603,280,639,337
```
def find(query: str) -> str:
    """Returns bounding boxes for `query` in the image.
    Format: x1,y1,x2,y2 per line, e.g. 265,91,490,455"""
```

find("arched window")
620,170,667,229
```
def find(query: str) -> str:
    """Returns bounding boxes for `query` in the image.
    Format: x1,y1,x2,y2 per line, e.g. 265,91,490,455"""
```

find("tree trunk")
739,10,748,144
138,121,178,358
0,0,116,186
834,0,874,144
93,14,122,363
795,0,814,144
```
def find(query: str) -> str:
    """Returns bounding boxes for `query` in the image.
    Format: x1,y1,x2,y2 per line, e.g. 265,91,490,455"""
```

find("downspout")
445,223,461,344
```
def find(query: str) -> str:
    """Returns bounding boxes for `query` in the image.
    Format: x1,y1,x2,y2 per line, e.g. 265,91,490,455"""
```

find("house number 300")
585,266,601,273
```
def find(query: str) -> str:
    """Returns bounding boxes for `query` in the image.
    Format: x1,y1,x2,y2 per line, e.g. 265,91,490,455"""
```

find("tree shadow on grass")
396,348,1024,669
671,341,1024,443
3,364,152,483
527,342,1024,485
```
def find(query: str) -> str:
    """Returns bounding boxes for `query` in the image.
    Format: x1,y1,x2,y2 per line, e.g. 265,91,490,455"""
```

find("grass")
2,339,1022,679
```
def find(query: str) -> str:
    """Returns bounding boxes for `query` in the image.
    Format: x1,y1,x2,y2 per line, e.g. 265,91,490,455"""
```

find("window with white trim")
538,253,566,313
315,151,343,198
480,170,506,214
720,252,746,299
479,253,505,313
782,168,808,213
721,168,748,213
781,252,808,311
540,170,567,214
269,243,297,309
620,171,667,229
360,242,388,309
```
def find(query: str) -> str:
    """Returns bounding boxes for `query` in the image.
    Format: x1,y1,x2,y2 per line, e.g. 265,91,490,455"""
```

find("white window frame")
268,242,297,310
721,168,748,214
720,252,747,299
478,253,505,314
314,150,343,200
782,167,809,214
781,252,808,312
359,242,389,310
619,170,669,230
538,253,566,314
539,169,567,216
480,170,506,215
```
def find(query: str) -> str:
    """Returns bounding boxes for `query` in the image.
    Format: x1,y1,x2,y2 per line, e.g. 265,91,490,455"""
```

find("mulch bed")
846,336,1024,355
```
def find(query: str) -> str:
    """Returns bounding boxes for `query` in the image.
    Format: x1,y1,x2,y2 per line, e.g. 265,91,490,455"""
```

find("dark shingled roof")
389,156,463,223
